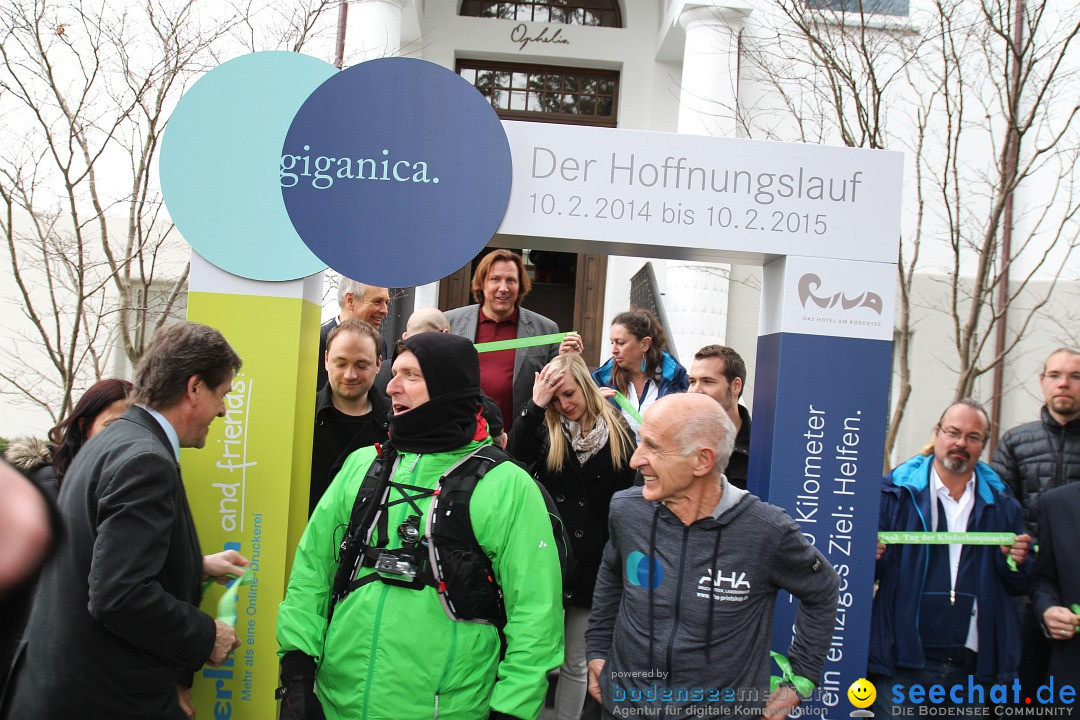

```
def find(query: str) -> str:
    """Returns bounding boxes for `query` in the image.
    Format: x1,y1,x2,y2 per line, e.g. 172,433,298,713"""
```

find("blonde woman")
506,353,636,720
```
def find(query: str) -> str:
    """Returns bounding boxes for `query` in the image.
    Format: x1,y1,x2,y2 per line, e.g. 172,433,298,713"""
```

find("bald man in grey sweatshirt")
586,394,839,719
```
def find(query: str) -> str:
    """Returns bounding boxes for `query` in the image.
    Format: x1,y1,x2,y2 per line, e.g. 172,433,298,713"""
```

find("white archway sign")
496,120,903,710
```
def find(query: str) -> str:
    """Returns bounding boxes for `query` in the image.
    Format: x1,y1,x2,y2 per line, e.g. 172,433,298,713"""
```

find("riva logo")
798,273,883,315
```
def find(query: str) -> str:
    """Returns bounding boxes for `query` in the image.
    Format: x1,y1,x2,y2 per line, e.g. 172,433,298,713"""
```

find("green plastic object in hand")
216,569,255,626
768,650,815,699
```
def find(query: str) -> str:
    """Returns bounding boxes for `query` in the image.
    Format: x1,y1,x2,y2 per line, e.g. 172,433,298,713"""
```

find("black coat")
725,404,752,490
506,401,636,607
0,440,58,693
2,406,215,720
1032,483,1080,687
309,383,390,515
991,406,1080,539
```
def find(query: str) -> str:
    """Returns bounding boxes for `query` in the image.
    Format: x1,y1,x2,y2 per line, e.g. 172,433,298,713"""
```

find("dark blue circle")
636,556,664,589
281,57,511,288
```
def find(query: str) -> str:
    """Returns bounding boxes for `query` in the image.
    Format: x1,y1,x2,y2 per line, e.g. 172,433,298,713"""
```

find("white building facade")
2,0,1077,466
334,0,1079,464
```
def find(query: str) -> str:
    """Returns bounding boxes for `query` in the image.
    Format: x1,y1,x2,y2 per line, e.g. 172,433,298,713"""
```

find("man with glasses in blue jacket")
870,399,1033,715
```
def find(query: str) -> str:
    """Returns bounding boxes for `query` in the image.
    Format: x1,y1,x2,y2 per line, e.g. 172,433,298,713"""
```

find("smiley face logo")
848,678,876,709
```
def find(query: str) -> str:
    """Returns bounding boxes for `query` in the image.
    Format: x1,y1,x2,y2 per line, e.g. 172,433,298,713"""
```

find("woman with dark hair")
1,377,131,689
48,378,133,483
4,378,133,494
591,308,688,441
506,353,636,720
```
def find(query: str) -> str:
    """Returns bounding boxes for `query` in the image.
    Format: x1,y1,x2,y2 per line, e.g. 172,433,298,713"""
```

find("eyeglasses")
1041,371,1080,384
938,427,986,446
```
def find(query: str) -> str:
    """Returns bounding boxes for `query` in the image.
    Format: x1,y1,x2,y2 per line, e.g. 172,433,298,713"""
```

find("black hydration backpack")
329,443,575,625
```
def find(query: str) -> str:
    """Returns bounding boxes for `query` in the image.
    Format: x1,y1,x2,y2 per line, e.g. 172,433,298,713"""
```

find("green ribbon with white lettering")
878,531,1016,545
215,569,255,626
612,391,642,424
879,531,1021,571
474,332,572,353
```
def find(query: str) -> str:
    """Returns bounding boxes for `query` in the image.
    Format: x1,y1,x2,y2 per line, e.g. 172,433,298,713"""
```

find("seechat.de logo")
884,675,1076,717
625,551,664,589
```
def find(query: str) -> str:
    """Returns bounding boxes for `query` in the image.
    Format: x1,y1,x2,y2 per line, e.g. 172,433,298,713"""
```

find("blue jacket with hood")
869,454,1031,683
591,351,689,400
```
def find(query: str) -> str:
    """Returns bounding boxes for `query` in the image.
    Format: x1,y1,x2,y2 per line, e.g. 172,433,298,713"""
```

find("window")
458,61,618,127
460,0,622,27
806,0,909,16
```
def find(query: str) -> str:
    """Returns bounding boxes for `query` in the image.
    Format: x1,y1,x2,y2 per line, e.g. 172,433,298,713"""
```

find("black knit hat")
480,395,504,436
389,332,482,452
394,332,480,401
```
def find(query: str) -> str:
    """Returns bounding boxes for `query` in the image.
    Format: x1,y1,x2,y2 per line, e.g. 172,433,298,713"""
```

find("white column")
666,3,752,361
346,0,407,62
665,261,730,359
677,3,750,138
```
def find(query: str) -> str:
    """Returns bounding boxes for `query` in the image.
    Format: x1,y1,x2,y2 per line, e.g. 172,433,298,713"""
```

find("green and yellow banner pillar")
182,251,322,718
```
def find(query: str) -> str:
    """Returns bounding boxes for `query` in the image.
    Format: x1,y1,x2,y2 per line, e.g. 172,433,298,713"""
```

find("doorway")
437,247,607,368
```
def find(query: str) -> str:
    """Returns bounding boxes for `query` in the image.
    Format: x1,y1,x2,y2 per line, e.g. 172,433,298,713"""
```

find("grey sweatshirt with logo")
585,482,840,716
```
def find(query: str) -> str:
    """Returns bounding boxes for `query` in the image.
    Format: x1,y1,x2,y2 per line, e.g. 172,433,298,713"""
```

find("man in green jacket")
277,332,563,720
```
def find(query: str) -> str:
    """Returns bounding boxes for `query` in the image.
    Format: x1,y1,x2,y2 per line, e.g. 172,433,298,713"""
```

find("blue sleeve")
673,363,689,392
993,495,1033,595
876,483,901,581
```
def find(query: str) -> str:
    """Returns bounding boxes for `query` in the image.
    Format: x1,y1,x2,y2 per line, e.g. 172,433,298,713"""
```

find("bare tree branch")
741,0,1079,466
0,0,337,423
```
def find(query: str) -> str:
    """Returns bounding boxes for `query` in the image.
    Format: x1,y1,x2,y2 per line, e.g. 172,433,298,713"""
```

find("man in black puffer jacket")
991,346,1080,696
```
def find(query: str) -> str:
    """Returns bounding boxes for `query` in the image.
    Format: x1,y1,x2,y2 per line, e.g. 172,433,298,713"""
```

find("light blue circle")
160,52,336,281
626,551,646,586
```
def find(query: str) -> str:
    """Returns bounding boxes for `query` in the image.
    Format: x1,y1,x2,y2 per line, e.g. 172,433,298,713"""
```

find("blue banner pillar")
749,255,896,714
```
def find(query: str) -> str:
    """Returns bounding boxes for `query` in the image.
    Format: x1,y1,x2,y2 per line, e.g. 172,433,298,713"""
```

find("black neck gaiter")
389,389,477,452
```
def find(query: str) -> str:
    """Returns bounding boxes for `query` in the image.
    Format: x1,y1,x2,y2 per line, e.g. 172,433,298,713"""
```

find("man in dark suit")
1033,482,1080,688
445,248,580,424
2,321,248,720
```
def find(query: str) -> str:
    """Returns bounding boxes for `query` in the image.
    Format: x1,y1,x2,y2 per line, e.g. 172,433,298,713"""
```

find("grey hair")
937,398,990,435
337,277,367,309
674,404,737,480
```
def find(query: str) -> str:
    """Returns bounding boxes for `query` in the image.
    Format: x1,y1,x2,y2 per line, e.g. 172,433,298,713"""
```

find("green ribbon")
768,651,815,698
474,332,572,353
214,570,254,626
612,391,643,424
878,531,1016,545
879,532,1021,571
1071,604,1080,633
